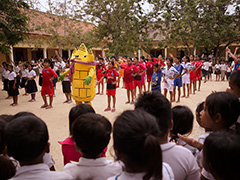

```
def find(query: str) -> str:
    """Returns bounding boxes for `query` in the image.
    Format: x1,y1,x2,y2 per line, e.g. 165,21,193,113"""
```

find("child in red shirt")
117,58,138,104
41,59,57,109
96,58,106,95
194,55,203,91
146,58,155,92
133,57,146,97
97,61,119,112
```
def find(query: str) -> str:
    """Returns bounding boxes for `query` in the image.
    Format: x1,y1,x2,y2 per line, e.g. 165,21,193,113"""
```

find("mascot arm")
58,69,70,81
84,67,95,85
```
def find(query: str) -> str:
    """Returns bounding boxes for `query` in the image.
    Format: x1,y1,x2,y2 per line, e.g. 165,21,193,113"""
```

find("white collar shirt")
8,71,16,81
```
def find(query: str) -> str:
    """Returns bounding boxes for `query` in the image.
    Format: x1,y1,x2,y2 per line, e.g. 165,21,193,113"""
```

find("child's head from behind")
229,71,240,97
201,92,240,131
170,106,193,140
135,92,172,137
113,110,162,180
72,113,111,158
203,131,240,180
69,104,95,135
5,115,49,164
0,115,12,154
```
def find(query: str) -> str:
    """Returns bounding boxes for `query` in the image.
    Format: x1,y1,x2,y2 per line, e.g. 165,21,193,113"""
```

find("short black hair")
99,57,104,61
114,110,162,180
72,113,111,158
44,59,51,64
69,104,95,135
140,56,145,60
5,116,49,162
185,56,190,62
170,106,193,141
111,56,116,60
0,156,16,180
205,92,240,128
196,102,204,118
230,71,240,88
11,111,37,121
110,61,114,66
153,63,159,68
203,131,240,180
135,92,172,137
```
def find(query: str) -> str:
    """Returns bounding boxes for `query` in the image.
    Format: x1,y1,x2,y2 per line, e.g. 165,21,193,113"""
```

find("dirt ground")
0,78,229,170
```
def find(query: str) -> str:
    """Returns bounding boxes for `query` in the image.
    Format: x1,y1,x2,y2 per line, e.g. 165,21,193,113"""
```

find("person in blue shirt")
173,56,185,103
152,63,162,93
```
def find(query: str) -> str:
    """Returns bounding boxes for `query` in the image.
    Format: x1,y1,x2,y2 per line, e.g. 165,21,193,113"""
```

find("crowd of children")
1,46,239,109
0,69,239,179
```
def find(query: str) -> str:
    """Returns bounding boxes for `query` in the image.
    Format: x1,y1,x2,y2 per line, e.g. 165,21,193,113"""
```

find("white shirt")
162,67,178,79
215,64,220,69
9,163,73,180
14,66,20,75
21,69,28,78
203,62,210,71
27,70,36,79
63,68,70,81
220,64,226,71
161,142,200,180
176,138,198,156
63,157,122,180
226,66,232,73
38,64,43,74
108,162,174,180
3,70,9,79
8,71,17,81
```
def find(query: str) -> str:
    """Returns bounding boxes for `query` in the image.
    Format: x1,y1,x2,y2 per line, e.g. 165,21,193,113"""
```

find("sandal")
46,105,53,109
104,107,111,111
111,108,116,112
41,104,48,108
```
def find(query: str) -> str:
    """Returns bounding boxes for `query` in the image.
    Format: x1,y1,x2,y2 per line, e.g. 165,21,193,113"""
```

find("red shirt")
42,67,57,87
121,64,138,83
104,68,119,84
96,63,107,76
134,63,146,80
195,60,203,74
146,61,155,75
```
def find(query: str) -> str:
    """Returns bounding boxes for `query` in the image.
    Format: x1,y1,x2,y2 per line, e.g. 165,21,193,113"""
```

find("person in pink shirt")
58,104,107,165
194,55,203,91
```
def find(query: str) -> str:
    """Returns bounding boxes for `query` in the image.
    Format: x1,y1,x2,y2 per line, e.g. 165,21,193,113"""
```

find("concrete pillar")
9,46,14,65
194,47,197,56
164,48,167,58
102,50,105,58
68,49,71,58
225,47,228,61
43,48,47,59
59,49,63,57
138,49,141,61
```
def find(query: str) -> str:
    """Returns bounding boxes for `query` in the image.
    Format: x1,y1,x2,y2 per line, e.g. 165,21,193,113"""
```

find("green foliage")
80,0,151,57
0,0,29,55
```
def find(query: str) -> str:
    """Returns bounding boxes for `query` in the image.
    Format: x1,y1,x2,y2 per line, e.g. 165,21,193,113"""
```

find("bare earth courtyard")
0,78,229,171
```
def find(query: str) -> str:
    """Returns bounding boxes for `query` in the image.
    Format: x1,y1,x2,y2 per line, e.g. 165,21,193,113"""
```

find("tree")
79,0,152,57
0,0,29,55
150,0,240,59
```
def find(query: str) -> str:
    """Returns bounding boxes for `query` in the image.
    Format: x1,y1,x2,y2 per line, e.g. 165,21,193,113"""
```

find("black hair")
4,116,49,162
153,63,159,68
66,60,70,64
197,55,201,58
205,92,240,128
109,61,114,66
26,61,30,65
114,110,162,180
44,59,51,64
196,102,204,119
170,106,193,141
9,65,13,69
2,62,6,65
99,57,104,61
0,115,13,154
176,56,181,62
135,57,139,61
111,56,116,60
230,71,240,88
166,58,173,66
203,131,240,180
10,111,37,121
0,155,16,180
28,64,33,68
185,56,190,62
72,113,111,158
140,56,145,60
24,64,28,68
14,62,19,66
135,92,172,137
123,56,127,59
69,104,95,135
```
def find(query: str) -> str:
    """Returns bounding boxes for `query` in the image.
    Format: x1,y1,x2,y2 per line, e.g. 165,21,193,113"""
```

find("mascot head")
71,43,94,63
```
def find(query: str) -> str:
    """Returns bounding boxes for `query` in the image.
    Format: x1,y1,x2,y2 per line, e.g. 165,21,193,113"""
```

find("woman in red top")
97,61,119,112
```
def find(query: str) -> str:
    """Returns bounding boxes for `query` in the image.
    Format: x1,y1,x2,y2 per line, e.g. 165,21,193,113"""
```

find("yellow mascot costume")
59,43,96,105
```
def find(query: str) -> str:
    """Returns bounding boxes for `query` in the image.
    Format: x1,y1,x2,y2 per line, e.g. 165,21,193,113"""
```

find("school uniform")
37,63,43,86
104,68,119,96
162,67,178,92
3,70,9,91
20,69,28,88
152,71,162,93
174,63,184,87
120,64,138,90
208,62,213,74
214,64,221,74
134,63,146,88
14,65,21,88
8,71,19,96
26,70,38,94
161,142,200,180
202,62,210,77
52,65,58,87
195,60,203,80
41,67,57,97
220,64,226,80
108,162,175,180
139,62,146,84
226,66,232,80
9,163,73,180
96,63,107,83
62,68,71,93
63,157,122,180
182,62,193,84
146,61,155,82
190,61,197,81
